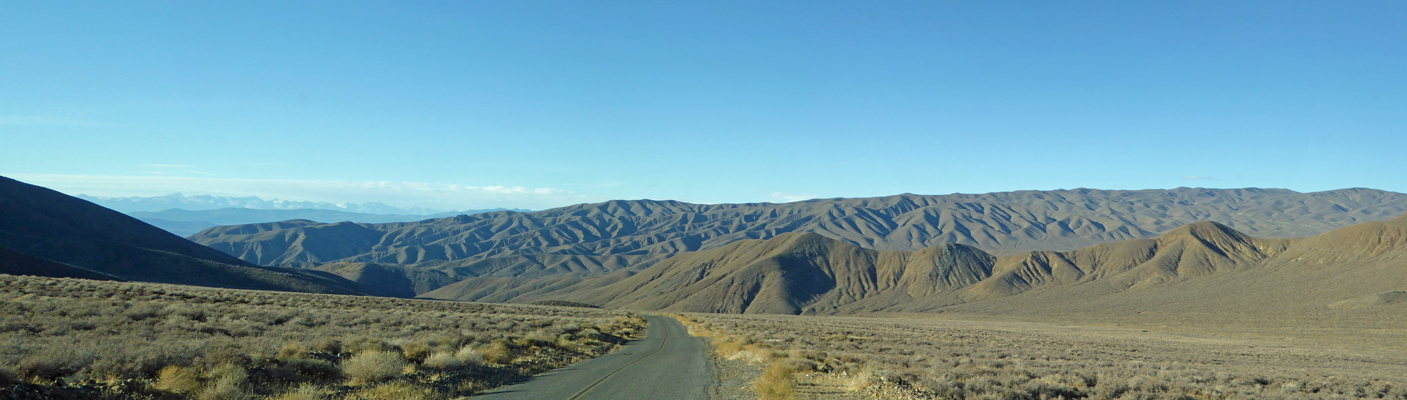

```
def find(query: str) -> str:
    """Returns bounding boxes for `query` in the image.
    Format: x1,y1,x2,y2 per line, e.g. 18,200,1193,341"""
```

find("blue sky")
3,1,1404,210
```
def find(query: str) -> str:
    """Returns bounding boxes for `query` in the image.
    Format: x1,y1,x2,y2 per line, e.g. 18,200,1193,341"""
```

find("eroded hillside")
191,188,1407,299
422,215,1407,317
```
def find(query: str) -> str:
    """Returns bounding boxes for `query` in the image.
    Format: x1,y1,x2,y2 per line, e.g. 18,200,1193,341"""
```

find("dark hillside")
0,176,364,294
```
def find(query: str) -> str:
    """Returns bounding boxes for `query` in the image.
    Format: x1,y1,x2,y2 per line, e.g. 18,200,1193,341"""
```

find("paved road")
476,315,714,400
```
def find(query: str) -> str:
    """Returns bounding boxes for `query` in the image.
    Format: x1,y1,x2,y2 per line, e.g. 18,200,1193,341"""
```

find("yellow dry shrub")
400,342,432,363
197,363,251,400
753,361,798,400
845,367,879,391
554,335,580,351
269,384,328,400
714,337,769,363
420,352,462,369
669,314,721,338
153,365,202,394
342,350,408,385
454,346,484,366
277,342,309,361
715,338,745,357
345,381,443,400
479,341,515,365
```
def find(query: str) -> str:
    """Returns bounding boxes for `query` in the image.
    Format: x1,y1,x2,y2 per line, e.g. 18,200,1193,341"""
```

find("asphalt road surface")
475,314,714,400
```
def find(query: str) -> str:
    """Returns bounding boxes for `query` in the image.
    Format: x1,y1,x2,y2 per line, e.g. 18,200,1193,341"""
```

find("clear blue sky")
4,1,1404,210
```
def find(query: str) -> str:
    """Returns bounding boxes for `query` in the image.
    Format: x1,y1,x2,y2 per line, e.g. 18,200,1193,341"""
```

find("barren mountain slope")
312,261,457,297
421,215,1407,317
193,188,1407,280
0,176,365,294
960,221,1295,301
915,214,1407,317
549,233,995,314
570,223,1295,314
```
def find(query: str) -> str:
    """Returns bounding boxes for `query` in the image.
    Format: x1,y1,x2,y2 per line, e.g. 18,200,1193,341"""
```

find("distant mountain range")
5,174,1407,317
129,207,522,237
192,187,1407,268
78,193,530,215
72,193,528,237
186,187,1407,306
0,176,365,294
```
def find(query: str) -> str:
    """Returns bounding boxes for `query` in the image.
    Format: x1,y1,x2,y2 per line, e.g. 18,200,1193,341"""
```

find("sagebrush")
0,274,645,399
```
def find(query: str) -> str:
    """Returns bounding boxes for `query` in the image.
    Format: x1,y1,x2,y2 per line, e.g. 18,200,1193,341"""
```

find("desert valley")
8,3,1405,399
3,175,1407,399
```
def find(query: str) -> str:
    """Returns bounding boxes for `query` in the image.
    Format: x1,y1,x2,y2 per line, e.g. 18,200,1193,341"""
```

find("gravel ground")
706,349,763,400
794,373,866,400
796,371,922,400
702,342,916,400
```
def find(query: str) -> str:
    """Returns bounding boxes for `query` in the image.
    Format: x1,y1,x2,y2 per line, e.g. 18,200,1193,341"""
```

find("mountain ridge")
128,207,518,237
79,193,454,214
419,214,1407,316
192,188,1407,291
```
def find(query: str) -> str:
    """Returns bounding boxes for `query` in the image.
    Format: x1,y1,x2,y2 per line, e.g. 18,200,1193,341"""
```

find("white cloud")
1181,176,1215,180
769,192,816,203
137,165,218,177
5,174,591,211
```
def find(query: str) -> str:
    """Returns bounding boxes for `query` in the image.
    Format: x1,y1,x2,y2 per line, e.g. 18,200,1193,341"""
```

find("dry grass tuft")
197,363,251,400
675,314,801,399
400,342,432,364
753,361,798,400
420,352,462,369
678,312,1407,400
454,346,484,366
269,384,329,400
277,341,310,361
345,381,444,400
153,365,202,394
0,274,644,399
342,351,408,384
479,340,516,365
